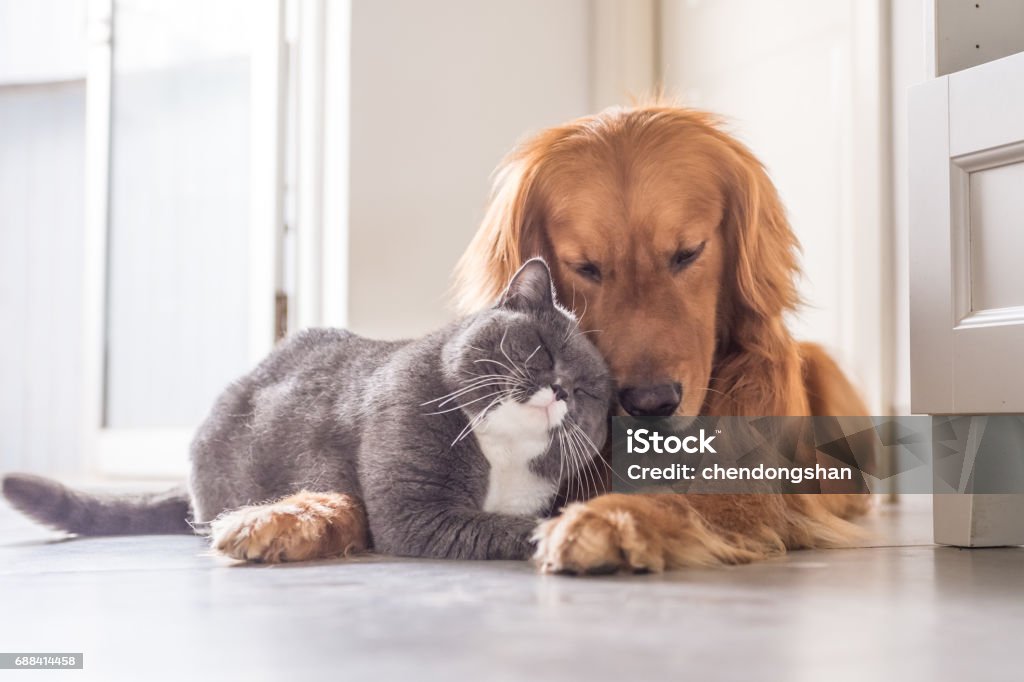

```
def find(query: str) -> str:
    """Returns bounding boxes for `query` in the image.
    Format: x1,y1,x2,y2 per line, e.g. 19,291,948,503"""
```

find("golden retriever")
455,105,871,573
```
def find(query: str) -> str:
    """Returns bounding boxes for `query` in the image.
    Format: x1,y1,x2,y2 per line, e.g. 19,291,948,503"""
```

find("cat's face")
442,259,612,487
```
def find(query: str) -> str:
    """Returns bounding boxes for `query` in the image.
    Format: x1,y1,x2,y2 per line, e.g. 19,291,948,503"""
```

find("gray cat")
3,259,611,562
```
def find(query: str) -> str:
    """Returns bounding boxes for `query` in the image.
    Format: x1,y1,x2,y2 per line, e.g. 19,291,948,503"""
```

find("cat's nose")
617,382,682,417
551,384,568,402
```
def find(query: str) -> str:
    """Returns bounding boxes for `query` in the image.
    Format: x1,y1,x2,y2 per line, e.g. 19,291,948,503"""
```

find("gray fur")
2,474,191,535
2,259,611,561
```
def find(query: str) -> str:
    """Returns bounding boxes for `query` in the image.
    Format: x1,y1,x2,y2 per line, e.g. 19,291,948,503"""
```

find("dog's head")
455,106,801,416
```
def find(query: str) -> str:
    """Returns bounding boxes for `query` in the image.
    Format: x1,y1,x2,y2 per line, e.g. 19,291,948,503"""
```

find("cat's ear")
498,258,555,312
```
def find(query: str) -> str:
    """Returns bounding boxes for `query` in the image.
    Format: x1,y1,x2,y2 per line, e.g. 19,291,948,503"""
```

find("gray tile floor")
2,495,1022,682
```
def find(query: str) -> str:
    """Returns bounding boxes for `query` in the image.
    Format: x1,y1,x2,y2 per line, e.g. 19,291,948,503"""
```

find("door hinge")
275,291,288,341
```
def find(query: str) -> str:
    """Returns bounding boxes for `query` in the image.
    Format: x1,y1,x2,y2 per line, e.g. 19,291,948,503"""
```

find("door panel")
968,161,1024,312
947,52,1024,155
911,52,1024,415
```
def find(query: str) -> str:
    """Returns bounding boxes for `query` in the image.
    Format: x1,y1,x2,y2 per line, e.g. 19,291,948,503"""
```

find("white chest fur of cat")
474,386,567,516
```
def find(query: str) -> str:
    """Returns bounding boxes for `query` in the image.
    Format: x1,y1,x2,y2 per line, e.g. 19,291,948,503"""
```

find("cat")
2,259,612,563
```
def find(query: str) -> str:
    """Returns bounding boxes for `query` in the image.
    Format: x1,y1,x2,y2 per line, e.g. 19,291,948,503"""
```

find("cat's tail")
1,473,193,535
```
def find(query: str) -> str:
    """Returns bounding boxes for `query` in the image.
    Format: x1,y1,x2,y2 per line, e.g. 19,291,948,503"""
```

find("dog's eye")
669,242,705,273
573,262,602,283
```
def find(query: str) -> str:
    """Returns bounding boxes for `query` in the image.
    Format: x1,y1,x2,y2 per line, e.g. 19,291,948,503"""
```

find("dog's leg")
533,494,761,574
210,491,368,563
533,493,866,574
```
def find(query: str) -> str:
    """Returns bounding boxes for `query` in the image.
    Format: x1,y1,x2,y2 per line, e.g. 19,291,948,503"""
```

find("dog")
454,105,872,573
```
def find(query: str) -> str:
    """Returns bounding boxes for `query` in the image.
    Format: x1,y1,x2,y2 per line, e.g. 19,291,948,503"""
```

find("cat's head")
438,258,612,482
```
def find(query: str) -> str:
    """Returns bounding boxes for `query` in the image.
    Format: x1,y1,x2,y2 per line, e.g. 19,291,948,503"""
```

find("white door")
909,50,1024,546
83,0,286,477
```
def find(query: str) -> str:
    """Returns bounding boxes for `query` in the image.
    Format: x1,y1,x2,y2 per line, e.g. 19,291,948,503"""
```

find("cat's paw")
210,491,367,563
532,499,665,575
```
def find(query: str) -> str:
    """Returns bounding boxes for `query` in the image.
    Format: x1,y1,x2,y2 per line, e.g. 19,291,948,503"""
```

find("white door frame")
293,0,351,331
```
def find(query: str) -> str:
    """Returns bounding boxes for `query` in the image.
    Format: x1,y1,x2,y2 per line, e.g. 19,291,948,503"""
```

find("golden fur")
211,491,367,564
455,105,872,573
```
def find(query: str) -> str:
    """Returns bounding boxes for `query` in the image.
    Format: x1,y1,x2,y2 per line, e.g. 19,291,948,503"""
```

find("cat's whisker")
424,388,513,415
569,327,603,343
563,418,602,495
452,407,494,447
462,368,528,391
561,428,577,497
570,420,628,488
572,429,593,500
423,379,511,408
556,427,578,501
498,328,529,380
562,426,581,500
461,369,505,379
425,370,530,406
449,385,514,427
568,419,599,463
569,425,600,496
584,446,605,495
451,391,511,447
567,429,583,503
569,419,601,456
436,381,514,407
472,358,526,380
563,292,588,343
423,374,510,403
559,423,585,501
548,428,563,489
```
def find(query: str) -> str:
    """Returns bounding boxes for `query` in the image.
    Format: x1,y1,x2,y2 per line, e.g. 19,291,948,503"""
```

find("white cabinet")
909,50,1024,546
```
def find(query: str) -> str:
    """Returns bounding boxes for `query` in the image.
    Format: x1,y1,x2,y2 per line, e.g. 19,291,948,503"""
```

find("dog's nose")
617,383,682,417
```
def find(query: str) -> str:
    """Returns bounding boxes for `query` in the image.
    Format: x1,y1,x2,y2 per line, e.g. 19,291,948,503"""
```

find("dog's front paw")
532,500,665,575
210,491,367,563
533,494,778,575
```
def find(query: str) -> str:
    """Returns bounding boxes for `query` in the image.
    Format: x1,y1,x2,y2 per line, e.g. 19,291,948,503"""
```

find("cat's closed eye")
525,344,554,371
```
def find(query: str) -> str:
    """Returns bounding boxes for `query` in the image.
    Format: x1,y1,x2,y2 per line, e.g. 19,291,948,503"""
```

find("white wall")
659,0,890,412
345,0,592,339
343,0,918,411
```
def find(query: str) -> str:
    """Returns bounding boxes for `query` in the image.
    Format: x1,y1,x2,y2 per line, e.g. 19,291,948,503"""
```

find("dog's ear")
722,141,801,323
497,258,555,312
452,133,556,314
